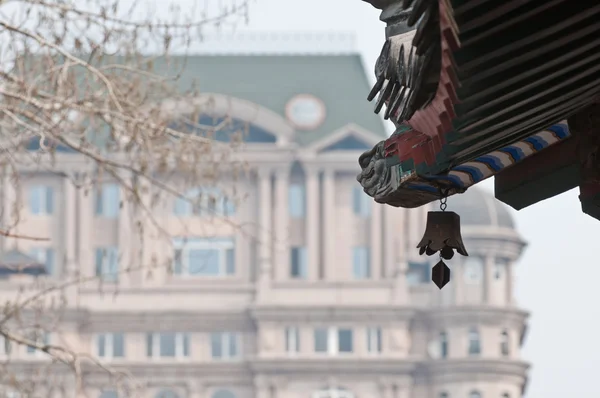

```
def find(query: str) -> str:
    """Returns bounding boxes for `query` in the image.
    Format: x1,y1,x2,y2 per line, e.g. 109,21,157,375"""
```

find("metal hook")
438,186,450,212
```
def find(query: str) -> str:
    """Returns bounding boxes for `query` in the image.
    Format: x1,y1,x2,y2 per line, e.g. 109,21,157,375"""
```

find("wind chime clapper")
416,191,469,290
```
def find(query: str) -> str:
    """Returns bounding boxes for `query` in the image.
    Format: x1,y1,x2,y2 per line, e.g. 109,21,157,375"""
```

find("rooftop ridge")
190,30,358,55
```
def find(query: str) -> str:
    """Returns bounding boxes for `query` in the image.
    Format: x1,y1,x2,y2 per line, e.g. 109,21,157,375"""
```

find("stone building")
0,36,529,398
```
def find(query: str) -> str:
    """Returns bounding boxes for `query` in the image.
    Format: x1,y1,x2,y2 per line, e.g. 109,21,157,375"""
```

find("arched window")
212,389,237,398
500,330,510,356
501,393,510,398
439,392,449,398
313,387,354,398
155,390,179,398
463,257,484,283
469,391,482,398
468,327,481,356
173,115,278,144
440,331,449,359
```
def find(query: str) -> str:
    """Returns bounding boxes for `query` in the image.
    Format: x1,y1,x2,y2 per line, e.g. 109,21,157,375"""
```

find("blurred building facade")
0,47,529,398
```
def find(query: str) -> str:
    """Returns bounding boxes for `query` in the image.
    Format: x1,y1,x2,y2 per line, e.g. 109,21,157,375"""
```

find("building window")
289,183,306,218
407,261,430,285
285,327,300,354
29,248,55,276
464,257,484,283
290,246,307,279
313,327,353,355
338,329,353,353
210,332,240,360
501,394,510,398
314,328,328,353
155,390,179,398
211,390,236,398
96,333,125,360
99,391,118,398
146,333,190,359
313,387,354,398
0,335,11,357
352,186,371,217
440,331,448,358
494,263,503,279
366,327,382,354
439,393,449,398
29,185,54,215
468,327,481,356
500,330,510,356
495,258,509,279
173,237,235,277
25,330,50,357
469,391,481,398
95,183,120,218
173,188,235,217
95,247,119,282
352,247,370,279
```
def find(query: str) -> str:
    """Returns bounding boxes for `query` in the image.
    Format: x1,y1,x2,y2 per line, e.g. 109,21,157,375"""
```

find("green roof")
168,54,388,146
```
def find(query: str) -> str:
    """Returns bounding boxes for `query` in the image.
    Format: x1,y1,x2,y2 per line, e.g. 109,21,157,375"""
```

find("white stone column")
273,168,290,281
383,205,395,278
254,377,270,398
2,170,18,250
187,381,205,398
322,169,336,280
379,382,393,398
273,379,287,398
77,176,94,277
454,261,465,306
305,167,320,280
257,169,273,298
506,262,514,306
392,255,409,303
63,176,77,278
370,203,383,279
484,254,494,304
136,179,154,285
396,384,410,398
117,174,132,286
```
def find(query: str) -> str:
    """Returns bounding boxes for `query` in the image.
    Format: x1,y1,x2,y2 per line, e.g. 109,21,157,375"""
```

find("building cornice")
82,361,253,384
249,357,416,376
78,281,256,295
77,310,253,333
249,305,416,323
417,358,530,383
462,227,528,259
415,306,529,329
301,123,383,153
48,304,529,331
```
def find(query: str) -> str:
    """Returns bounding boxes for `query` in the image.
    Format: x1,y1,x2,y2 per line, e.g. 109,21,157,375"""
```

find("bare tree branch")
0,0,254,395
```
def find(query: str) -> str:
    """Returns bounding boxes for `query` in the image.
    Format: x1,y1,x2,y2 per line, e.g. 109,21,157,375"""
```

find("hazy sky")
126,0,600,395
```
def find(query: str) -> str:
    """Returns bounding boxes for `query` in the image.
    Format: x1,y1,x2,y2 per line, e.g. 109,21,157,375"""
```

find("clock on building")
285,94,326,130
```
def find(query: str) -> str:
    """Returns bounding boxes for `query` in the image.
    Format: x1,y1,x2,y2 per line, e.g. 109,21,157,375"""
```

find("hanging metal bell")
416,211,469,260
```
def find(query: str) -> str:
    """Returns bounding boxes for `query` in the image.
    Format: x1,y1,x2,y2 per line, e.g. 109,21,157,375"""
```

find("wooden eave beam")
494,137,580,210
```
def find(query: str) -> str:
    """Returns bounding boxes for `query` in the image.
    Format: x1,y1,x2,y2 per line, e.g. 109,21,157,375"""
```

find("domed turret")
445,187,515,229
